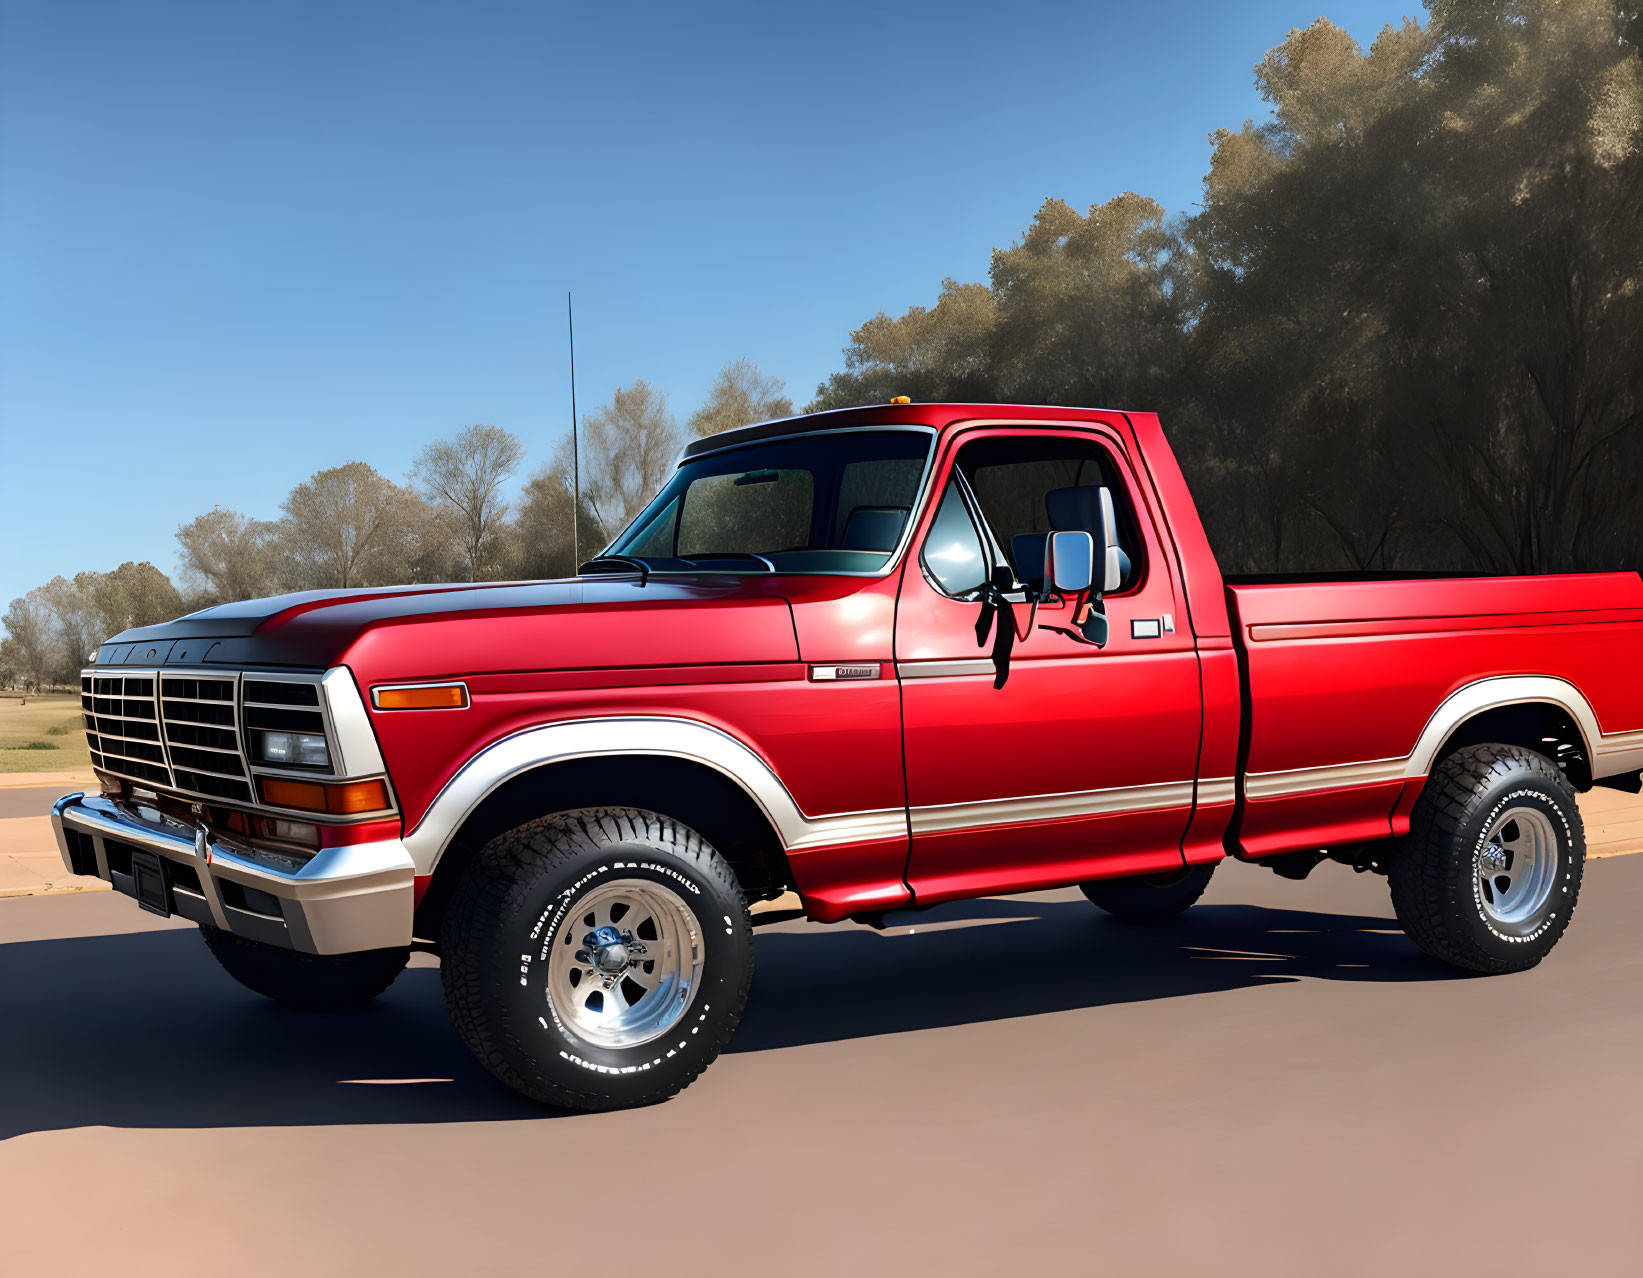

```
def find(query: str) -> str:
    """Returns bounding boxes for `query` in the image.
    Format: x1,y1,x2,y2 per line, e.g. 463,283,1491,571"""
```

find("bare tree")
572,381,682,543
175,507,281,603
687,358,795,437
411,424,525,581
40,576,99,678
79,562,184,636
278,461,427,588
0,590,56,689
512,462,588,579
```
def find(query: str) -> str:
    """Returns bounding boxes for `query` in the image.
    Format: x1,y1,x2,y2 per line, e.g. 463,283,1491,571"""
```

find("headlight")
254,729,330,768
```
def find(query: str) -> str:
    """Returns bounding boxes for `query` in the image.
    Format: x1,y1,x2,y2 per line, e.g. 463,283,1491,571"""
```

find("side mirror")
1044,531,1094,595
1097,487,1122,594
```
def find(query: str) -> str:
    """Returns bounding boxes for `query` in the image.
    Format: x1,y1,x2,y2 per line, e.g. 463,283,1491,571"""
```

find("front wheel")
1080,862,1217,922
199,926,408,1009
1389,744,1585,974
439,808,755,1111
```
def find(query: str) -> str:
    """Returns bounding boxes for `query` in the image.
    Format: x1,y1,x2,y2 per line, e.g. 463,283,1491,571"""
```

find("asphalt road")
4,855,1642,1277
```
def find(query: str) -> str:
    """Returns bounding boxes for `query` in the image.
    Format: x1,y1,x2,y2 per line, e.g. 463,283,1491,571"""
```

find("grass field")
0,694,91,773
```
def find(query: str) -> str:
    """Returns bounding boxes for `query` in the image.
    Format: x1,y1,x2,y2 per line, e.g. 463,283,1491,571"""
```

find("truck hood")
95,577,801,675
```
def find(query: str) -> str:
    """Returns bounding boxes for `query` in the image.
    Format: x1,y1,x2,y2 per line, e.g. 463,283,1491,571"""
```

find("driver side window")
919,479,991,598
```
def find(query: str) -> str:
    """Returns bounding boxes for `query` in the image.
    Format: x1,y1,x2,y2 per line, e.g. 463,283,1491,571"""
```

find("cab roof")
679,402,1131,460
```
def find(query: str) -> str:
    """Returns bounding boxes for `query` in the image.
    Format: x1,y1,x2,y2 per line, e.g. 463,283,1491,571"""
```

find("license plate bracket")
130,849,172,917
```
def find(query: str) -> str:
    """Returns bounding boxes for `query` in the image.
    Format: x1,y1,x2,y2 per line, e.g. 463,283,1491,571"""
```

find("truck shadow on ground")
1,896,1450,1139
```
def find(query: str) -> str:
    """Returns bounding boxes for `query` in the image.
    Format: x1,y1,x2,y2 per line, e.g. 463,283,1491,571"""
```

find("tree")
411,424,525,581
1184,1,1643,572
0,590,55,690
812,0,1643,575
512,461,602,578
175,507,281,603
79,562,184,637
573,380,682,543
687,358,795,437
278,461,429,589
810,192,1189,413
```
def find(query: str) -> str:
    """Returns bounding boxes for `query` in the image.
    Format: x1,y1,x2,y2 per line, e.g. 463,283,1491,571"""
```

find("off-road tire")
1080,862,1217,921
199,925,408,1009
439,808,755,1112
1389,744,1585,974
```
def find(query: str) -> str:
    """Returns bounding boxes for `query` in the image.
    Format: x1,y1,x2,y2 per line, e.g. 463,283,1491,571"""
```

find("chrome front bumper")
52,793,415,955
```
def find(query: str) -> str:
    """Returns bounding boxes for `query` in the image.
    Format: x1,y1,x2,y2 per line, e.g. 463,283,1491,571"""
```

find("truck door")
895,425,1203,904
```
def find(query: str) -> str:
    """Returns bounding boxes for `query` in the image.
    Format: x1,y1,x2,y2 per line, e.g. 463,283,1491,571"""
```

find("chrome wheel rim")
546,878,704,1049
1477,806,1560,929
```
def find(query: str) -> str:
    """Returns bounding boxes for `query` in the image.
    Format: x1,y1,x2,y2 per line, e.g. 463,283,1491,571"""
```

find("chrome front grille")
82,669,329,808
159,675,252,803
85,675,167,785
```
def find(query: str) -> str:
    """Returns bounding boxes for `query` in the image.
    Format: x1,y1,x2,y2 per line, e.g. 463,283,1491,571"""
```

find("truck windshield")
604,429,934,574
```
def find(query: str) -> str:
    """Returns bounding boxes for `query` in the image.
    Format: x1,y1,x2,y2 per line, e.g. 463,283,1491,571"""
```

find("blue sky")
0,0,1419,606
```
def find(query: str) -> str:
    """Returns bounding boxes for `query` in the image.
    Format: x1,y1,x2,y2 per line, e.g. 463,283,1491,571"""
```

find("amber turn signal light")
372,682,469,710
260,777,391,815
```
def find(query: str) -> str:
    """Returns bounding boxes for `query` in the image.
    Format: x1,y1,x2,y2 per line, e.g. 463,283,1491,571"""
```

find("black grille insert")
244,680,320,707
245,706,327,734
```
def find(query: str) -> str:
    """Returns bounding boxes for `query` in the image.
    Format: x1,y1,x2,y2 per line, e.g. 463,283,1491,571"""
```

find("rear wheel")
199,926,408,1010
439,808,755,1111
1389,744,1585,974
1080,862,1217,922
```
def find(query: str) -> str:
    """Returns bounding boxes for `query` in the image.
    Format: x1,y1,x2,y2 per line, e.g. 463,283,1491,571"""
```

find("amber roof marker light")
890,395,912,404
372,682,470,710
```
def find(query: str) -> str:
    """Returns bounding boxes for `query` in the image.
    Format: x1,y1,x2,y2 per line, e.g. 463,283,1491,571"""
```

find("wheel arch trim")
401,715,904,875
1408,675,1643,780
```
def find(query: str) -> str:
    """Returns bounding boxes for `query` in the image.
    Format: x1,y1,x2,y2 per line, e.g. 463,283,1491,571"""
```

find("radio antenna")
567,291,580,573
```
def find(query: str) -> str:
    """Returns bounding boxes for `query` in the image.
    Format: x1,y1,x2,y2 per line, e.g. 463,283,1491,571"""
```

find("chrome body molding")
52,792,414,954
1244,756,1407,801
323,666,387,776
909,778,1197,836
1195,777,1237,806
403,677,1643,880
895,659,996,680
402,716,909,876
1244,675,1643,802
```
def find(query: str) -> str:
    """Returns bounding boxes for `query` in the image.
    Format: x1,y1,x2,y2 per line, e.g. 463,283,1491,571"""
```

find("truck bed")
1223,571,1643,857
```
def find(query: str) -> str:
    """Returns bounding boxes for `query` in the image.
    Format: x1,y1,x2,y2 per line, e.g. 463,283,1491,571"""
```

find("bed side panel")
1229,573,1643,857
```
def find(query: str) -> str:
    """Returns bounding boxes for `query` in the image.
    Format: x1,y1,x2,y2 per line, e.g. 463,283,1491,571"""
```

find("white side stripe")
1243,757,1407,801
909,779,1199,836
1244,676,1643,802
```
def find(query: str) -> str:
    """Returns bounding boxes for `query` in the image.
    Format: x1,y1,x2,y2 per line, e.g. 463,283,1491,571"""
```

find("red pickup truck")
54,403,1643,1110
